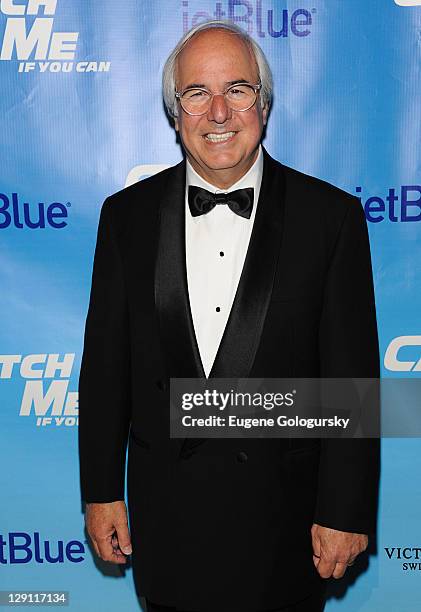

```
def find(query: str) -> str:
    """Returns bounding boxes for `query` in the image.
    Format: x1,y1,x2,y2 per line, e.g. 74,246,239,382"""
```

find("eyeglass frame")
174,82,262,116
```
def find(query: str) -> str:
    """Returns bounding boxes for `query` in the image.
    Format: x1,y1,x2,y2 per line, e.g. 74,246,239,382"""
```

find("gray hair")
162,19,273,118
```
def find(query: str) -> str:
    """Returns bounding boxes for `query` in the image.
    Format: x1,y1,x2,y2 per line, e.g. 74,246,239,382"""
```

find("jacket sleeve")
314,196,380,535
78,197,131,503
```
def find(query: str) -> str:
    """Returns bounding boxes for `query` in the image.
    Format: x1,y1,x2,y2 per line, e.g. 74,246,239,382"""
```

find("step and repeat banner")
1,1,420,610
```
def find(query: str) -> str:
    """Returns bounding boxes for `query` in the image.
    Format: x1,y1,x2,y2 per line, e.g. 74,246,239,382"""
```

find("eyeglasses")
175,82,262,116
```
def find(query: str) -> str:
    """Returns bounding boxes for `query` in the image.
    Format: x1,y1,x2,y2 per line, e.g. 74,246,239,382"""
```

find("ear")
262,103,269,127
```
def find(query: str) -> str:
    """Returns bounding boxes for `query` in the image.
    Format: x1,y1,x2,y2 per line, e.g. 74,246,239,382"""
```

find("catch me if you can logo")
394,1,421,6
0,353,78,427
0,0,111,73
182,1,315,37
384,337,421,372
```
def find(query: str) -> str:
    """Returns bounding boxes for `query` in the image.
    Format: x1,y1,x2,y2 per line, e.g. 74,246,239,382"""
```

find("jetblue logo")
356,185,420,223
0,532,85,564
182,1,315,37
384,337,421,372
0,193,69,229
0,0,111,73
0,353,78,426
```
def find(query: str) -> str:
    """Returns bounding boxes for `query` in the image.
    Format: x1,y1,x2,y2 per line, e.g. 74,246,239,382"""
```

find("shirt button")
236,451,248,463
216,306,221,312
219,251,224,257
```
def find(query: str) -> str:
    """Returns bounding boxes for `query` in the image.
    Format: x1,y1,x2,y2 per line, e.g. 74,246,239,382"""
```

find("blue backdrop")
1,1,420,610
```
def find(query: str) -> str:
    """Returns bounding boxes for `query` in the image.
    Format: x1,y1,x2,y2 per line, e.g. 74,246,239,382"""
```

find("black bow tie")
188,185,254,219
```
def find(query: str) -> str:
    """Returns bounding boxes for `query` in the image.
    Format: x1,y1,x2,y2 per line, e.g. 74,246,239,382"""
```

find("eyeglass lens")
180,84,257,115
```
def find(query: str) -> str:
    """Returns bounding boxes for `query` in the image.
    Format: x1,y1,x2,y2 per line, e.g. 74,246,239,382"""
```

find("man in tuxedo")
78,20,380,612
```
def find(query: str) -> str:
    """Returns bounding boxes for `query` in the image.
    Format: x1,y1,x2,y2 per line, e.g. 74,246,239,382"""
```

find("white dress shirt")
185,145,264,377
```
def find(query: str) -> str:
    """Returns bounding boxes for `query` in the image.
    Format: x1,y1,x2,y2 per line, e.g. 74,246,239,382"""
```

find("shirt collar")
186,144,263,194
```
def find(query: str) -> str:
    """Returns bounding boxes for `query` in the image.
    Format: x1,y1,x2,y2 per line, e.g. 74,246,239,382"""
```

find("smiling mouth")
204,131,236,143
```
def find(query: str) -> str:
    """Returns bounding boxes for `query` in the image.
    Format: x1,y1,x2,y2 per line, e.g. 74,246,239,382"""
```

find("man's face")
174,29,268,188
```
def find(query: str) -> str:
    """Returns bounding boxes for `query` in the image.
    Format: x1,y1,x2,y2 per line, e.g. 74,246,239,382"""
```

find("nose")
206,93,232,124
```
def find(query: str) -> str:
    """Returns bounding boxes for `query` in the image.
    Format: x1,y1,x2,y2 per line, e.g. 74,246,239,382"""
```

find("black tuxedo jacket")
78,148,380,612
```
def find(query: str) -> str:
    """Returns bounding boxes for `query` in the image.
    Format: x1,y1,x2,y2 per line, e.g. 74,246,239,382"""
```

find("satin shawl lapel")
154,158,205,381
154,159,207,458
208,148,285,378
155,150,286,457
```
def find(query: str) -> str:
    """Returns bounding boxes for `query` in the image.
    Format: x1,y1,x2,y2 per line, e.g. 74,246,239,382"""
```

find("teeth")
205,131,235,142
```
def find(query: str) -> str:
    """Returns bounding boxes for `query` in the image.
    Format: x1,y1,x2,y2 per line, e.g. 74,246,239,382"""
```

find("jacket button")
156,379,167,391
236,451,248,463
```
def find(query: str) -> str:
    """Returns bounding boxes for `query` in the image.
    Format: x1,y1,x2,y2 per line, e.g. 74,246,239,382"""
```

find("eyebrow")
182,79,252,90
